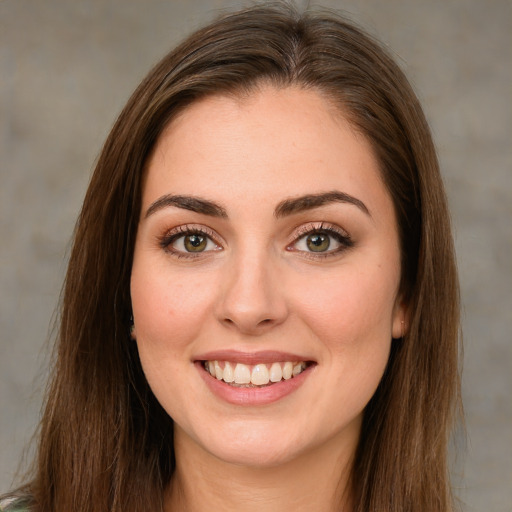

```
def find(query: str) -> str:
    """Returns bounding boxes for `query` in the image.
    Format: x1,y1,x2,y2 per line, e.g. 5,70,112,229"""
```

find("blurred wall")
1,1,510,510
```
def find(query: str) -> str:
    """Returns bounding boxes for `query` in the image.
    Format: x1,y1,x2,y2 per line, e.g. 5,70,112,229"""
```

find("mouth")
195,351,316,405
202,360,314,388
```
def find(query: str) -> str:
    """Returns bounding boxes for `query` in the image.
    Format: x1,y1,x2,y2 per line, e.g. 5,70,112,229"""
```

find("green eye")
291,225,353,257
162,228,220,256
306,233,330,252
184,234,208,252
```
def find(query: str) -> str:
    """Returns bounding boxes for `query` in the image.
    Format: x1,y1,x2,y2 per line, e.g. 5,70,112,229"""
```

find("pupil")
307,233,329,252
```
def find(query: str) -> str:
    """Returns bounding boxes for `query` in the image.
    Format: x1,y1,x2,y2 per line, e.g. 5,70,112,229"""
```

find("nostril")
221,316,276,334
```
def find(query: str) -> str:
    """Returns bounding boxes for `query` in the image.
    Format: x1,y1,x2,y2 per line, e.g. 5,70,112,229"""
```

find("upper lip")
194,350,315,365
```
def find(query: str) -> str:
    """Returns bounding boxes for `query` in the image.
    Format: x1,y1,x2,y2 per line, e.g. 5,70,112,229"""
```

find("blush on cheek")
299,285,395,366
293,283,363,338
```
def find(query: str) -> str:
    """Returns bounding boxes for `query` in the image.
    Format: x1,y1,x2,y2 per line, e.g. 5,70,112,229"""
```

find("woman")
1,3,461,511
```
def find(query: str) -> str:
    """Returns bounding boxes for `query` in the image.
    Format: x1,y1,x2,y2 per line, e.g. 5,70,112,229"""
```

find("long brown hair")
6,4,460,511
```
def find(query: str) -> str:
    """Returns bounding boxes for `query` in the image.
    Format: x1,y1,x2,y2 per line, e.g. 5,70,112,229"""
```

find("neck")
165,425,357,512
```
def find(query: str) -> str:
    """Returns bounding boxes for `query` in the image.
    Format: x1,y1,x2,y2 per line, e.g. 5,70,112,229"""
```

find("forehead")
143,86,390,218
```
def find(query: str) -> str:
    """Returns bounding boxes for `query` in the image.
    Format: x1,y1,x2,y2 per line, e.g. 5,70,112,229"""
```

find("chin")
208,439,302,469
190,420,310,469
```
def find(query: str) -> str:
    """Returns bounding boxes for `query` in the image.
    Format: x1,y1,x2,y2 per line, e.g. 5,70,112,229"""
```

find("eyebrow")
145,194,228,219
144,190,370,220
274,191,370,218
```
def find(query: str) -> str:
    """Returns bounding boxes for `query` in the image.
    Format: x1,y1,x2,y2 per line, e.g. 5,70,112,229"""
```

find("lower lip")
195,362,313,406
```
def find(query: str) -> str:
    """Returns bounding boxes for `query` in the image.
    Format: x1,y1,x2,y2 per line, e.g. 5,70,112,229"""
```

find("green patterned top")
0,498,30,512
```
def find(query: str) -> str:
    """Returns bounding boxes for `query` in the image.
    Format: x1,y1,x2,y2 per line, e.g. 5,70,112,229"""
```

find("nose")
215,250,289,335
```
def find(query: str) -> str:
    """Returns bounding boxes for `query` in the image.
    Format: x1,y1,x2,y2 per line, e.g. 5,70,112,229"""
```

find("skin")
130,86,406,511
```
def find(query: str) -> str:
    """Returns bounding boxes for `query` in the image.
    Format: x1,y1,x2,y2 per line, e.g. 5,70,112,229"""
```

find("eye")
289,223,353,257
160,226,221,257
173,233,216,253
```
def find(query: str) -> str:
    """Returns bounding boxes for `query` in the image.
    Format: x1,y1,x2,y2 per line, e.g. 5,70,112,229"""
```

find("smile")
204,360,310,387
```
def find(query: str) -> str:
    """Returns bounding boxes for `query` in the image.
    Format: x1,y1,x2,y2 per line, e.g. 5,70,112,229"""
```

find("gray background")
1,0,510,510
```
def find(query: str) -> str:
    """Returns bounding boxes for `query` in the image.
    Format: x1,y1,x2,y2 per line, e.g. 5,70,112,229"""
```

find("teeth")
282,362,293,380
205,360,308,386
223,361,234,383
269,362,282,382
292,363,304,376
234,363,251,384
251,364,270,386
214,361,223,380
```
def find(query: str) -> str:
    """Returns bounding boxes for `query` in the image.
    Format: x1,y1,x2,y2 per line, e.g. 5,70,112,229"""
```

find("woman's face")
131,86,405,468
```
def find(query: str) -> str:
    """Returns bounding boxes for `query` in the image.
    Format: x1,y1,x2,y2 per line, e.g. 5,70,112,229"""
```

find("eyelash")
287,222,354,259
158,222,353,260
158,224,221,259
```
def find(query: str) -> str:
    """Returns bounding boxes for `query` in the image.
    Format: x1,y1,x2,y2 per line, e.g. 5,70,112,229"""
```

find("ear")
130,320,136,340
391,295,409,340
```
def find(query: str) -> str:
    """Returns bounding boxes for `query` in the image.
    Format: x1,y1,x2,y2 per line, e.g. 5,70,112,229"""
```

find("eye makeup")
156,220,354,261
158,224,222,259
286,221,354,259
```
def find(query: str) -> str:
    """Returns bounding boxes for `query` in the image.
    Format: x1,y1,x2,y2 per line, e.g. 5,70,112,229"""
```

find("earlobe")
392,299,409,340
129,315,136,340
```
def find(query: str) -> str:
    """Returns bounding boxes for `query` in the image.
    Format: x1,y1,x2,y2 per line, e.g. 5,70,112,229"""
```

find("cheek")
293,265,396,417
130,266,217,361
292,262,399,355
130,267,219,417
